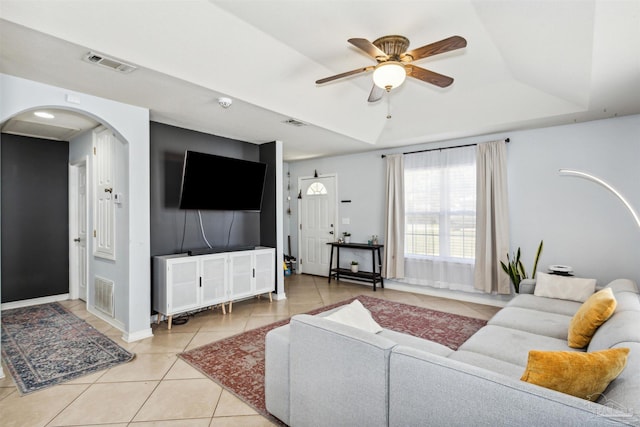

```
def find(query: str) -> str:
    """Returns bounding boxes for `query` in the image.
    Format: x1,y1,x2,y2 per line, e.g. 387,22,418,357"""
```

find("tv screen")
178,150,267,211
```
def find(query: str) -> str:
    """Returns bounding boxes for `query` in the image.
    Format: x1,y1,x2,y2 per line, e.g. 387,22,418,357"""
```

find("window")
306,181,327,195
404,146,476,261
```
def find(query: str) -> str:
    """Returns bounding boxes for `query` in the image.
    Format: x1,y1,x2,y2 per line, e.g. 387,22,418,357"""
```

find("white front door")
298,175,337,276
70,160,88,301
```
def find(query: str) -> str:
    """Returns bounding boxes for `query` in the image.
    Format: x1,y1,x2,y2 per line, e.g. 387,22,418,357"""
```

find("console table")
327,242,384,291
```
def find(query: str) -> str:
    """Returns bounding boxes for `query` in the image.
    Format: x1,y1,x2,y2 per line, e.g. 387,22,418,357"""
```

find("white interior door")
298,175,337,276
93,127,116,260
70,160,88,301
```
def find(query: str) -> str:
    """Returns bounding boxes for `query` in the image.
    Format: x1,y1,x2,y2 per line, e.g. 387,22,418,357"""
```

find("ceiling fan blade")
348,38,388,60
406,64,454,88
316,65,375,84
368,85,385,103
402,35,467,62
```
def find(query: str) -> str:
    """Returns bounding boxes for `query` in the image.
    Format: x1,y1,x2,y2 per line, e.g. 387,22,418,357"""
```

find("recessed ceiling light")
34,111,55,119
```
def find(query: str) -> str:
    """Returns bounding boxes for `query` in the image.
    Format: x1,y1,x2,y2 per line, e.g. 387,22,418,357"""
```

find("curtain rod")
380,138,510,158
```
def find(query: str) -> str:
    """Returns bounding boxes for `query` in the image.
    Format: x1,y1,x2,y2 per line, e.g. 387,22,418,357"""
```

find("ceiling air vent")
83,52,137,73
282,118,306,127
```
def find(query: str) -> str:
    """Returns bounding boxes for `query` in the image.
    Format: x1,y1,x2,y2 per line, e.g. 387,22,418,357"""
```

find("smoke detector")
83,52,137,73
217,97,233,108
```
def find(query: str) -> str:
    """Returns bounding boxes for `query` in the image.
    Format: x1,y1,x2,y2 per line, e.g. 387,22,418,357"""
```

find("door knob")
73,238,81,242
329,231,334,235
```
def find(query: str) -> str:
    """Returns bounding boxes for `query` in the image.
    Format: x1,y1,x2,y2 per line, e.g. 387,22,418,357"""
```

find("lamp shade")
373,62,407,90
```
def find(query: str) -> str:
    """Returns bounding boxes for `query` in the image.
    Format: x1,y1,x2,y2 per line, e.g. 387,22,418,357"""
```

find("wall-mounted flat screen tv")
178,150,267,211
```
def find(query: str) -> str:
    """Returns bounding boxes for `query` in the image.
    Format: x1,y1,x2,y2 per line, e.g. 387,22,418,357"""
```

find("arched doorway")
0,74,152,377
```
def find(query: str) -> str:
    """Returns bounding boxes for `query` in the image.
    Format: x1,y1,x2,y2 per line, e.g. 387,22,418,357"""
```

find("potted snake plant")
500,240,543,293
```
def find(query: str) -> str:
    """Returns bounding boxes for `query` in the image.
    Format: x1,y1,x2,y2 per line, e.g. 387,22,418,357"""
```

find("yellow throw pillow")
568,287,617,348
521,348,630,401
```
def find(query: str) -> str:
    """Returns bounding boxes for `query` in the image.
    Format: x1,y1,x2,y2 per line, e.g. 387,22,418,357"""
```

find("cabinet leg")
167,315,173,330
222,302,226,315
229,301,233,313
269,292,272,303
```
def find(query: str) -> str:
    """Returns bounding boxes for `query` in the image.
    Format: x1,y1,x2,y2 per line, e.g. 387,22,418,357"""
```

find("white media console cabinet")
153,246,275,329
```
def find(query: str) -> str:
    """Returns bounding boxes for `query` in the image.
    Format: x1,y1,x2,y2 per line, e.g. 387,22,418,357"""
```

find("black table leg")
328,244,335,283
335,246,340,282
377,247,384,288
371,248,377,291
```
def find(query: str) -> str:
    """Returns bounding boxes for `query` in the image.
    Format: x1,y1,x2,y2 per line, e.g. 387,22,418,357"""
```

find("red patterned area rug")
179,295,487,423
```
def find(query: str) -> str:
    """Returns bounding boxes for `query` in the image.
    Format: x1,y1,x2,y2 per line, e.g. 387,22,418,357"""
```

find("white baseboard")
86,305,126,331
273,292,287,301
384,281,512,308
122,328,153,343
1,293,70,311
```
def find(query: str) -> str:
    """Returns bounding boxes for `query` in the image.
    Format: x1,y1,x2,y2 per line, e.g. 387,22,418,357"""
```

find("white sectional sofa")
265,278,640,426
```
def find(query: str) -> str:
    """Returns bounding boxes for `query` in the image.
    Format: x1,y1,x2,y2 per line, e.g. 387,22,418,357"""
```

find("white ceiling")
1,0,639,161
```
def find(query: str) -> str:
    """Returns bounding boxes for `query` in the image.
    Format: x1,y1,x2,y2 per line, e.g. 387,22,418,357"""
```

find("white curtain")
474,140,511,294
383,154,404,278
403,146,476,293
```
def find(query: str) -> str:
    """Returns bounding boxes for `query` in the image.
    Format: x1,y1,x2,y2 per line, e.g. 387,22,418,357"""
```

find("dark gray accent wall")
259,142,277,248
150,122,270,256
1,133,69,303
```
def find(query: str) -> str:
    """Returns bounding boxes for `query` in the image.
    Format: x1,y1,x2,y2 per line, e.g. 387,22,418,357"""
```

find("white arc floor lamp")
558,169,640,229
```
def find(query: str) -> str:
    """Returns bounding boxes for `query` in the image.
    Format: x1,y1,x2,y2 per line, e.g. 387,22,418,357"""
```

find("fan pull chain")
386,91,392,119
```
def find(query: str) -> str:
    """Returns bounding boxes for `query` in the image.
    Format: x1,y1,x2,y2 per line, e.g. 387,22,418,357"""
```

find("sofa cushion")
520,348,629,401
449,350,525,378
606,278,640,294
506,294,582,317
323,299,383,333
588,310,640,352
534,272,596,302
596,342,640,411
568,288,617,348
378,329,453,357
610,289,640,313
457,325,579,367
488,306,572,340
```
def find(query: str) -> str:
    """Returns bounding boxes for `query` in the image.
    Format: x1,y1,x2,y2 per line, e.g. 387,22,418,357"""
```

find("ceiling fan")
316,34,467,102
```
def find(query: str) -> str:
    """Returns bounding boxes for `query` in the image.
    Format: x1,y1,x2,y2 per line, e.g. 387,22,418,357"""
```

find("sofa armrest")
519,278,536,294
289,314,395,427
389,346,635,426
265,324,291,425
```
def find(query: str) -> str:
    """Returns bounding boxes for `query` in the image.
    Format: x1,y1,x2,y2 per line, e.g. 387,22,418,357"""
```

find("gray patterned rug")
1,302,135,394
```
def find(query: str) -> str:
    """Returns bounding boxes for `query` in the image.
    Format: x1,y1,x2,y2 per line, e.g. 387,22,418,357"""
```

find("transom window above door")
306,182,328,195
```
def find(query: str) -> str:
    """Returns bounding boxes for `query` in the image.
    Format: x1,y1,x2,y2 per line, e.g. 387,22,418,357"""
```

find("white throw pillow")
324,299,383,333
533,272,596,302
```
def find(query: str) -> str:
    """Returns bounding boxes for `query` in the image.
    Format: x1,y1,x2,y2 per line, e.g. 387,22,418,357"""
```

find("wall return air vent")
83,52,137,73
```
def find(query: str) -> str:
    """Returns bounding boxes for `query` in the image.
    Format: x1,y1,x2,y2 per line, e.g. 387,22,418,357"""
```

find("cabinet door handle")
199,277,202,287
253,268,255,278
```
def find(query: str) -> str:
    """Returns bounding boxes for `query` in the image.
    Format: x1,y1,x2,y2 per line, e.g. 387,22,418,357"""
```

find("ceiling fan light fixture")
373,61,406,91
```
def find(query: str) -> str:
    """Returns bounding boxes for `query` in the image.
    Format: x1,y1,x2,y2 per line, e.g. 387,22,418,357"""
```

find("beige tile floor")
0,274,501,427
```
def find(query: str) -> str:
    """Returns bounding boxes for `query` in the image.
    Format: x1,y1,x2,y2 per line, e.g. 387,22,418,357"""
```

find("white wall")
508,115,639,286
0,74,152,343
287,114,640,289
69,129,130,330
